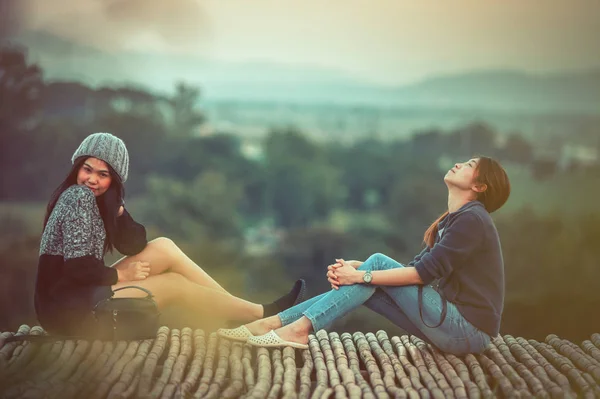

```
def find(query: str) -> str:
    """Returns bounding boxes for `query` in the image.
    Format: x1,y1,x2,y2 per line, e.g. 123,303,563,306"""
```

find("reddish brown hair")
423,156,510,248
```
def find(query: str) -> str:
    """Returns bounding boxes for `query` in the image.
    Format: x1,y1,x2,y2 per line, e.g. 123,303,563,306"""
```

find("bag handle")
418,285,447,329
93,286,154,312
112,285,153,298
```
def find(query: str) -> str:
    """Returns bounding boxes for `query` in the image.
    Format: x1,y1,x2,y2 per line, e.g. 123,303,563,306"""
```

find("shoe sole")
246,330,309,350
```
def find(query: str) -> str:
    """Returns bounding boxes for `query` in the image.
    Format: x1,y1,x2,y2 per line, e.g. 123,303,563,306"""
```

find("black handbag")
92,286,160,341
5,286,160,343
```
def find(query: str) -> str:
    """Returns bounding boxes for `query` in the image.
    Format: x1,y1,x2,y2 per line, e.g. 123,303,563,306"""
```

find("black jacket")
34,185,147,333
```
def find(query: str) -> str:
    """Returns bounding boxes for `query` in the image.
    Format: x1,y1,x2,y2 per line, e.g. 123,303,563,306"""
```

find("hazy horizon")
4,0,599,86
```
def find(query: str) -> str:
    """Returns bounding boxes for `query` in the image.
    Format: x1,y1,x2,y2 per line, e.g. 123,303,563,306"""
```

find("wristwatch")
362,270,373,284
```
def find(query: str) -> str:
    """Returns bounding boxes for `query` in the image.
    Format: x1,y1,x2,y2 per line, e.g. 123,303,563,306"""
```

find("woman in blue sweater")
35,132,304,335
219,156,510,355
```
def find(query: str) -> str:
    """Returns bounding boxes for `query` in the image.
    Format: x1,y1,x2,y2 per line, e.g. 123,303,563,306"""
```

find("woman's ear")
473,183,488,193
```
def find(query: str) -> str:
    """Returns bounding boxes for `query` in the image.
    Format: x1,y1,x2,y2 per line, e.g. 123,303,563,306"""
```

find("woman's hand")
336,259,363,269
327,259,361,289
118,205,124,217
115,260,150,282
327,263,341,290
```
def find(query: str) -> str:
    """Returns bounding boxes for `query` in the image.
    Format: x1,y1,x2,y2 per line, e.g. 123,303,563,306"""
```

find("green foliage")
328,138,395,210
500,164,600,216
169,82,205,137
263,129,346,228
0,230,40,329
501,132,534,163
264,127,320,163
162,134,248,180
0,46,43,126
139,171,244,242
497,208,600,298
274,227,355,296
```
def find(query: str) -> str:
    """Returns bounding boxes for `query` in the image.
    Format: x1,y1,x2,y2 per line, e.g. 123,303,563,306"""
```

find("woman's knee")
363,253,404,271
148,237,176,250
147,237,183,260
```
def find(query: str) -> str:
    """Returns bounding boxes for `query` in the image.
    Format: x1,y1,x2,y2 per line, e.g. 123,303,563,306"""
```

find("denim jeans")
278,253,491,355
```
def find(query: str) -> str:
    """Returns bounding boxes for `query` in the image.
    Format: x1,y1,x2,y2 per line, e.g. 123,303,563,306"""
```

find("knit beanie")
71,133,129,182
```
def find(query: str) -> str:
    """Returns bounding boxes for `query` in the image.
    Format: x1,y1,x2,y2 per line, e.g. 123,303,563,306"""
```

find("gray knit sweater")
34,184,147,333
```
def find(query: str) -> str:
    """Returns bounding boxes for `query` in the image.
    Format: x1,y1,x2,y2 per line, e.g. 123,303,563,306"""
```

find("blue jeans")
278,253,491,355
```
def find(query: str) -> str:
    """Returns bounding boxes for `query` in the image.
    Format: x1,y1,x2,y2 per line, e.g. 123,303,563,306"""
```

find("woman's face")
76,157,112,197
444,158,480,191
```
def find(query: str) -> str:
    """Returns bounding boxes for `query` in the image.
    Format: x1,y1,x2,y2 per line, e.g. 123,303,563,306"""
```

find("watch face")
364,272,372,283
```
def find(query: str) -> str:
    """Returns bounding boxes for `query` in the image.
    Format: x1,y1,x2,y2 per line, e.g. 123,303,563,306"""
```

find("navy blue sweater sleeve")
114,208,147,256
61,189,118,286
408,246,429,266
413,212,483,285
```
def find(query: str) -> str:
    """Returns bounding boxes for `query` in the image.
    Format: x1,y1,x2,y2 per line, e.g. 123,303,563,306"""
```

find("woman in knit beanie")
34,132,305,336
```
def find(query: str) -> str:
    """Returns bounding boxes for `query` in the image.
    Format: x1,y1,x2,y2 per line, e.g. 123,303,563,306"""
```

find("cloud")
0,0,27,39
18,0,210,52
10,0,600,84
101,0,209,45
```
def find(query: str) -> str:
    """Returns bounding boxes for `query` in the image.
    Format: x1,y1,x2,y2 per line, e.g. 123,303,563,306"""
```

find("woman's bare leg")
111,272,263,322
110,237,229,294
272,317,312,344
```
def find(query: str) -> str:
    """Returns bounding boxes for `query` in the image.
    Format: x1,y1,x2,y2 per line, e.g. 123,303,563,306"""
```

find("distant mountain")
397,70,600,112
7,30,600,113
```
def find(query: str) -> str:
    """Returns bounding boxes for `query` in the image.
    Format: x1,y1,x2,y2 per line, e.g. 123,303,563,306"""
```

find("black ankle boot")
262,279,306,317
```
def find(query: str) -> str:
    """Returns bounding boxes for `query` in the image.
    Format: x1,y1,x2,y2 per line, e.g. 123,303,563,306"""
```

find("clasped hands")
327,259,364,290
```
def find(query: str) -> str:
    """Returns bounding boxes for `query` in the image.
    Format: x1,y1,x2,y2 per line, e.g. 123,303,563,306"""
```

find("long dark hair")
44,157,125,255
423,156,510,248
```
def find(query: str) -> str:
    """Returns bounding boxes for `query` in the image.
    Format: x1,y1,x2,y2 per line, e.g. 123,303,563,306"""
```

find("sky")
8,0,600,85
